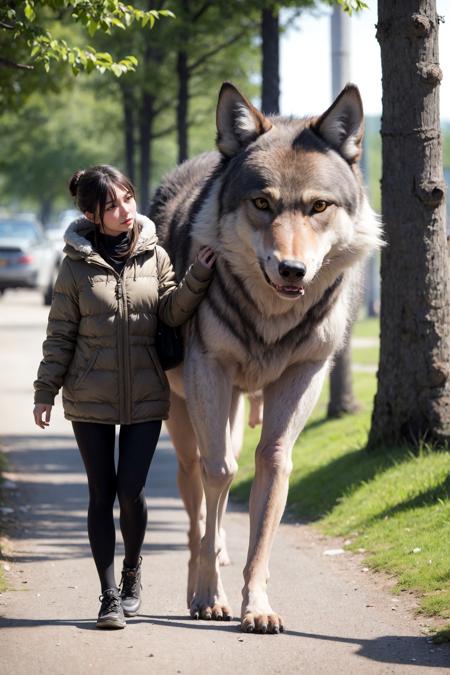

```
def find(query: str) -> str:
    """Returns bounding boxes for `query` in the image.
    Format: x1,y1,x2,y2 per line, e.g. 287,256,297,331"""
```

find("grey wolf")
150,82,382,633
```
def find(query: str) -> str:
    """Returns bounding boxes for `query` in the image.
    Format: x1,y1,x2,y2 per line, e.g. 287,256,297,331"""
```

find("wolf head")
211,82,382,302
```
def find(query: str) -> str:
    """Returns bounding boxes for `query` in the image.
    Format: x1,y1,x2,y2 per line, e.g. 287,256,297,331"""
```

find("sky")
280,1,450,121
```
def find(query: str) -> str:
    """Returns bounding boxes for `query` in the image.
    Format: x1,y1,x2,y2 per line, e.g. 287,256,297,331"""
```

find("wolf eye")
312,200,328,213
253,197,270,210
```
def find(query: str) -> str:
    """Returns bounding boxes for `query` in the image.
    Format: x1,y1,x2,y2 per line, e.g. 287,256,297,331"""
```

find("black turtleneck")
96,230,131,274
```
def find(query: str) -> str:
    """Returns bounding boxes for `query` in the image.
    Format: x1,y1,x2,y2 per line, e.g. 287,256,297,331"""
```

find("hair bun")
69,169,85,197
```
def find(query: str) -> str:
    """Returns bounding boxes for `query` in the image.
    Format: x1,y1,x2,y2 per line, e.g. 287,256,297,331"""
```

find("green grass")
352,346,379,365
352,316,380,339
232,316,450,639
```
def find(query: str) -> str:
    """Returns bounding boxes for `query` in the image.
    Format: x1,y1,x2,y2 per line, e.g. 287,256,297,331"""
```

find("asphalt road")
0,290,449,674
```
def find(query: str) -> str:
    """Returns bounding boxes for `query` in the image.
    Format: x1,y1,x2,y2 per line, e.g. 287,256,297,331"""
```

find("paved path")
0,290,449,674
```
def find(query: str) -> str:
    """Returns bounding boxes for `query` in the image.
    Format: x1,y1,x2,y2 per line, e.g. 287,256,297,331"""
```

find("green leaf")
123,12,133,27
95,52,113,65
24,2,36,22
110,17,125,30
111,63,124,77
87,20,98,37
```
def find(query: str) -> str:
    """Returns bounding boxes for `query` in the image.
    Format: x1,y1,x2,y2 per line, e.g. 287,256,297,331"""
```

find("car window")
0,220,41,240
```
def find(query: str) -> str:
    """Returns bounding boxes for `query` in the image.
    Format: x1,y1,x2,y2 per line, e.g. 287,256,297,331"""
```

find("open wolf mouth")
261,267,305,298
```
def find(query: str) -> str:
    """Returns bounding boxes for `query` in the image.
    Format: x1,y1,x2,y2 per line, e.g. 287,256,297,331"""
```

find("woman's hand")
33,403,53,429
196,245,217,269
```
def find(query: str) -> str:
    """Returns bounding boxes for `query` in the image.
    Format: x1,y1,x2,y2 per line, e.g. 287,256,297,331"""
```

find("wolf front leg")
241,360,329,634
184,350,238,620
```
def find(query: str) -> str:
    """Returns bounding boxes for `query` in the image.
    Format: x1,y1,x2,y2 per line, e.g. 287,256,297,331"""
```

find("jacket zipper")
115,269,131,424
87,255,132,425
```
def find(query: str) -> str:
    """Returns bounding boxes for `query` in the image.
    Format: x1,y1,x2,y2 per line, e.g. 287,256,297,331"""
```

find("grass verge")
231,318,450,641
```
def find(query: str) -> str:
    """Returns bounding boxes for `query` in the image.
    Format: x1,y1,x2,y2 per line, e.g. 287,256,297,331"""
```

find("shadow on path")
0,614,448,668
1,431,185,564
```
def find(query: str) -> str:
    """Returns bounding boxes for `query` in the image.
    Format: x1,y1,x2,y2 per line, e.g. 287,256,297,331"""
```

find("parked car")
0,216,60,305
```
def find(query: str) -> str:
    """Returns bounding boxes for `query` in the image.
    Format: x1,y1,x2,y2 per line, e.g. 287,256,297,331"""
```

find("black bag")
154,248,184,370
155,320,183,370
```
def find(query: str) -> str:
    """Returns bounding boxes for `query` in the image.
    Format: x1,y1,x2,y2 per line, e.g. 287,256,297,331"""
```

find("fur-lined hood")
63,213,157,260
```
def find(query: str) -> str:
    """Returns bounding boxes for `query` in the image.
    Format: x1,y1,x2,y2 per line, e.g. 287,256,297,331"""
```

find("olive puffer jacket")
34,214,213,424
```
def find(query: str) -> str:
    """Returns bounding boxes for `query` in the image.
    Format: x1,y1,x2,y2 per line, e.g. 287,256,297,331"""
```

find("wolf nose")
278,260,306,281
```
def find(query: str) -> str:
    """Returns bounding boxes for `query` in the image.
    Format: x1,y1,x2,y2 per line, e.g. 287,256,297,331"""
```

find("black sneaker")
120,556,142,617
96,588,126,629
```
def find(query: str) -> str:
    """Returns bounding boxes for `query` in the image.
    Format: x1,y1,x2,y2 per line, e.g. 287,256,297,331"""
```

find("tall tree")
173,0,256,163
327,4,359,418
369,0,450,447
0,82,123,221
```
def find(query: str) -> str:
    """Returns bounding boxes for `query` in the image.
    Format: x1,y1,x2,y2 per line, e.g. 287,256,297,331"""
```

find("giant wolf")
149,82,382,633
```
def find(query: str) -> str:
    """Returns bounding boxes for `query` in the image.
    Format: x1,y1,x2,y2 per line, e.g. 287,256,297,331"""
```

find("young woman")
33,165,216,630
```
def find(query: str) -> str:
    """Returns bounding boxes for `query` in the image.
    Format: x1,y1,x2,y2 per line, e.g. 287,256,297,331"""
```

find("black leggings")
72,420,162,592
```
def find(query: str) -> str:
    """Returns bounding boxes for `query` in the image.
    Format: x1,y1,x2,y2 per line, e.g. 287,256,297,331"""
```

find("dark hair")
69,165,139,257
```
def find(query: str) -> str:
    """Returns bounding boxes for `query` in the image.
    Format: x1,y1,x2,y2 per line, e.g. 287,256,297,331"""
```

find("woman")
33,165,216,629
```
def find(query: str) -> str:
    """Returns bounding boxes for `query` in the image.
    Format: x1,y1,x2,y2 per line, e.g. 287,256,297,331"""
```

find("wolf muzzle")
278,259,307,281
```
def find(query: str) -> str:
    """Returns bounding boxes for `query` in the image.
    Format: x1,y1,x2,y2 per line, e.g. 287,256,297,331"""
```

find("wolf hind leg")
165,391,205,608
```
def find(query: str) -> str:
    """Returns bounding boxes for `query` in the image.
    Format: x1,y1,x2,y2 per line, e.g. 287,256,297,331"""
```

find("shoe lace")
119,568,140,597
99,590,121,613
119,558,142,598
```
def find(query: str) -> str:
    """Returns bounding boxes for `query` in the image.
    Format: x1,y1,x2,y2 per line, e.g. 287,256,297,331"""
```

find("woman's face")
87,184,137,236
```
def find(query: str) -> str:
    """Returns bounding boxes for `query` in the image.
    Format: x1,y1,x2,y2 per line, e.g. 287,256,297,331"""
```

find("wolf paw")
190,599,233,621
241,611,284,634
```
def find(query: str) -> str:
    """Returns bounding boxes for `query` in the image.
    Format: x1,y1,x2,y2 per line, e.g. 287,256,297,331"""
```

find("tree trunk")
327,4,360,418
122,84,135,184
177,49,189,163
369,1,450,448
39,197,52,226
139,91,154,212
261,7,279,115
328,341,361,418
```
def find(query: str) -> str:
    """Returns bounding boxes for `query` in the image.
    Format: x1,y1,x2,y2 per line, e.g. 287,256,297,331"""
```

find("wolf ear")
216,82,272,157
314,84,364,163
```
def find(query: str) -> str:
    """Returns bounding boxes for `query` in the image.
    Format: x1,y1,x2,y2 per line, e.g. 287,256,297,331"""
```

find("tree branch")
151,123,177,139
0,21,15,30
191,1,214,23
153,97,176,116
0,57,33,70
188,30,249,73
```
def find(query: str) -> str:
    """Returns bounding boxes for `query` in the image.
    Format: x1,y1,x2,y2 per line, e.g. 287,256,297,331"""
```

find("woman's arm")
157,245,216,327
33,257,80,421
